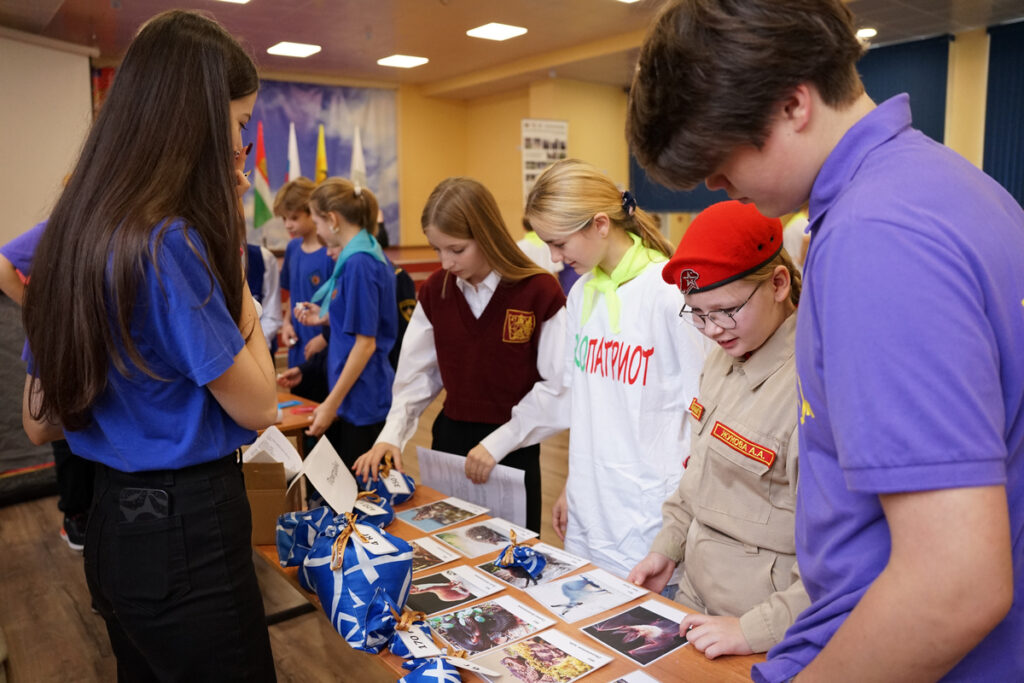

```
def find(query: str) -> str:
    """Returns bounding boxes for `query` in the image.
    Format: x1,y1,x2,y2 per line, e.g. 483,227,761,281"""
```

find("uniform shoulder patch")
688,397,705,422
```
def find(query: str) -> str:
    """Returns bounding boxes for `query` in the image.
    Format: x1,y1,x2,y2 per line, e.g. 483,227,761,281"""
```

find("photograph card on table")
410,537,462,573
427,595,555,656
395,496,489,532
477,542,588,589
526,568,648,623
581,599,689,667
608,671,662,683
433,518,538,558
472,628,611,683
405,565,505,615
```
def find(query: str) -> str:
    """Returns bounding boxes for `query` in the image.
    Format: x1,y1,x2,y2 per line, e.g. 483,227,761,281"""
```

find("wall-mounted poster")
522,119,568,207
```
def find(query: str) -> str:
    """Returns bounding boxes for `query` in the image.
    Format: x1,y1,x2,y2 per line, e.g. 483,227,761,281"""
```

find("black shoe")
61,512,88,551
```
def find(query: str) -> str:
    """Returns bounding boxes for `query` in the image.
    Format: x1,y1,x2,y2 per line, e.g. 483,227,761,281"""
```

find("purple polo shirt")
0,221,45,275
754,95,1024,681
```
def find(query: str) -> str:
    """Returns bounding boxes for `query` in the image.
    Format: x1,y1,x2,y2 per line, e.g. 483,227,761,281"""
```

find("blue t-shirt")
56,221,255,472
1,221,45,274
280,238,333,366
327,251,396,426
755,95,1024,681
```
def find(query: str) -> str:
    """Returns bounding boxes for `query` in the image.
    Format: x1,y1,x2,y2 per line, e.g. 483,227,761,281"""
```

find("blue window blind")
857,35,949,143
983,21,1024,206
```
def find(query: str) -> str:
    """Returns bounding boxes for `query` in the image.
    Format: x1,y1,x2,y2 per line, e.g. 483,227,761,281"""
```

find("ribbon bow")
379,453,394,478
357,490,385,505
432,630,467,662
330,512,370,570
390,606,428,632
497,530,520,568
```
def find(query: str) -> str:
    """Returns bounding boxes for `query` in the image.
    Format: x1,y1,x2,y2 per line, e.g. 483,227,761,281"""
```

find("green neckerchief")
524,231,544,247
310,229,386,308
581,232,666,333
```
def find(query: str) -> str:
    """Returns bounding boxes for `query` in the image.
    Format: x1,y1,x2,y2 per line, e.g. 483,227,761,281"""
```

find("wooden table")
255,484,764,682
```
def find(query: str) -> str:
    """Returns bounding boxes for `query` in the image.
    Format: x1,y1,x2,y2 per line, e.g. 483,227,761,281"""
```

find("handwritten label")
351,524,399,555
383,470,411,495
396,629,441,658
353,499,387,516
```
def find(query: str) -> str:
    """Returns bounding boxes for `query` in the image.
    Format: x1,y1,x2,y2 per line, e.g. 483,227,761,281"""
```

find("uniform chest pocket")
698,421,779,525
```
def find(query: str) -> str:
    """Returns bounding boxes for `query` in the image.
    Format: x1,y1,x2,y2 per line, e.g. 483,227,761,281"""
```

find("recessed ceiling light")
466,22,528,41
377,54,429,68
616,0,642,4
856,27,878,40
216,0,251,4
267,42,322,58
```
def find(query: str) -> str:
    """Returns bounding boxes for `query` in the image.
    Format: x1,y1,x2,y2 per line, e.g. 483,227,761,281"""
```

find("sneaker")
61,513,88,552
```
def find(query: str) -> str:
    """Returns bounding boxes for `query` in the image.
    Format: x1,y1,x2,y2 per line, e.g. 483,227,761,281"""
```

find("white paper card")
410,537,462,573
244,425,303,481
287,436,357,514
351,523,399,555
470,628,611,683
382,468,411,495
526,568,648,623
353,499,387,516
445,656,500,677
417,446,527,527
432,517,538,558
395,628,441,658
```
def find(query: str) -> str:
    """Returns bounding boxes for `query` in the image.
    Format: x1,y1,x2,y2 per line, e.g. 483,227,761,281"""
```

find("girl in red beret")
627,200,808,659
523,158,709,579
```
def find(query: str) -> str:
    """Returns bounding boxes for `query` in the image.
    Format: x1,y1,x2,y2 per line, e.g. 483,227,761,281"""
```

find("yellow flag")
315,124,327,183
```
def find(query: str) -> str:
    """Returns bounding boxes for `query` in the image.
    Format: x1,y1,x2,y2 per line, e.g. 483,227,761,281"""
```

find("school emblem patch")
398,299,416,322
688,397,705,422
310,271,322,287
502,309,535,344
711,421,776,468
679,268,700,293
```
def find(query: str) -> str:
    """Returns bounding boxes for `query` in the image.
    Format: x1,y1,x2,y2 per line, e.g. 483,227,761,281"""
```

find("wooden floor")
0,395,570,682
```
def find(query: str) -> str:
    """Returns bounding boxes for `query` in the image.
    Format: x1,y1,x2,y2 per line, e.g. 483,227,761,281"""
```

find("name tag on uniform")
711,421,776,468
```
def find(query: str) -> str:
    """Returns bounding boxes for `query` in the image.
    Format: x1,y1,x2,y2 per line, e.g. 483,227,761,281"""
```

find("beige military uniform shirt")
649,313,809,652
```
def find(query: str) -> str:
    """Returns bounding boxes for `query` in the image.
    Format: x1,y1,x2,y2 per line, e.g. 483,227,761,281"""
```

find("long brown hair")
310,177,379,234
421,178,550,294
524,158,673,258
23,10,258,430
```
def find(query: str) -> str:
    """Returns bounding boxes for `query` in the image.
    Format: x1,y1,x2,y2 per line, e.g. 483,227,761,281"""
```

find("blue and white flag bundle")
398,657,461,683
302,512,414,652
363,453,416,505
353,490,395,528
275,506,334,568
496,530,546,584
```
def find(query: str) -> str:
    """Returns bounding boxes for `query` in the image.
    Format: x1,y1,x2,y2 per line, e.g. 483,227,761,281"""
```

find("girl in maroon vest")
353,177,566,533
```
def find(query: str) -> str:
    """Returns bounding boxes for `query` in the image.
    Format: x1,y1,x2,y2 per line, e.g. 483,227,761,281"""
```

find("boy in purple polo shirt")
628,1,1023,680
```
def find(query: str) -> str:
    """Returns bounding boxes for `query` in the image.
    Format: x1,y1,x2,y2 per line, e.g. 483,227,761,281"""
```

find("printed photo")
428,595,554,656
526,569,647,623
582,599,689,666
473,630,611,683
396,496,488,532
477,542,588,588
410,537,462,573
434,518,538,558
405,565,504,615
609,671,661,683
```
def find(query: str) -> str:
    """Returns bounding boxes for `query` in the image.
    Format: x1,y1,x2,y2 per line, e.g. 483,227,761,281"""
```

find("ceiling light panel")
267,42,322,58
466,22,528,41
377,54,430,68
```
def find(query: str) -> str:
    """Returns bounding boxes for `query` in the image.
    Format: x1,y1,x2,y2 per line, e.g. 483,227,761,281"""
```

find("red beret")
662,201,783,293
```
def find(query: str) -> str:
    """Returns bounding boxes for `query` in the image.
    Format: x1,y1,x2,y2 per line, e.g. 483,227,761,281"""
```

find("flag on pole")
350,126,367,194
253,121,273,229
315,124,328,183
287,121,301,182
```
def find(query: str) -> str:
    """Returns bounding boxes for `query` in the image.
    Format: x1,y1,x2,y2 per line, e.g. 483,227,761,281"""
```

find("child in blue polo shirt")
629,1,1024,680
289,177,397,468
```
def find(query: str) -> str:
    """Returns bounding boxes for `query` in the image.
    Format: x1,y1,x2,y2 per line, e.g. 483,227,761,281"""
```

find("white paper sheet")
416,446,527,527
243,425,303,482
285,436,357,514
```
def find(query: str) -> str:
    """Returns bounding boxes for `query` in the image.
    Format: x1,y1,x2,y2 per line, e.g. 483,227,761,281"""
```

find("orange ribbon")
330,512,370,571
496,529,520,567
389,606,427,631
357,490,385,505
379,453,394,478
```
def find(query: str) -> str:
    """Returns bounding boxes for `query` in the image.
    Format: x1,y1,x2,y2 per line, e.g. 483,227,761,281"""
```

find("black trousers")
431,411,542,535
325,417,386,470
52,438,94,515
85,454,276,683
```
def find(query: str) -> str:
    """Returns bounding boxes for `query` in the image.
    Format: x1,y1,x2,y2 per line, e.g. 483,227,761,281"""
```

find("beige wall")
0,31,95,245
945,28,989,168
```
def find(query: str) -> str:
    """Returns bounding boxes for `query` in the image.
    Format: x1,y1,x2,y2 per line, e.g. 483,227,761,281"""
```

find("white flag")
287,121,301,181
350,126,367,194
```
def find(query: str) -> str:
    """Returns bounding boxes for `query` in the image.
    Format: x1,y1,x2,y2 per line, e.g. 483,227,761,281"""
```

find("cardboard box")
244,461,302,545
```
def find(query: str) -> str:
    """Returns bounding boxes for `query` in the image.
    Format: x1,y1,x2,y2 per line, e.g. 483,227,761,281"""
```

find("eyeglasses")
679,281,763,329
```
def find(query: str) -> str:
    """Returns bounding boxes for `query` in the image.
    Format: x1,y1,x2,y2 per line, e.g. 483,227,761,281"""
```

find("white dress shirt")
375,270,568,461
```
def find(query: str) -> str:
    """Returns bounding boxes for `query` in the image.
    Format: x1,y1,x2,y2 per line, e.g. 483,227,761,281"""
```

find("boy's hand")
680,614,752,660
353,443,402,482
627,552,675,593
276,367,302,388
465,444,496,484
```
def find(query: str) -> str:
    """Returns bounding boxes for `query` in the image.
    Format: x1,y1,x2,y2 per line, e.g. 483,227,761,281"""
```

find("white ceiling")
2,0,1023,98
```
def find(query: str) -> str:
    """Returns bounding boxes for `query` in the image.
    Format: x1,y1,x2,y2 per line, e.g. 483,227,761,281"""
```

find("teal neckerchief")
581,232,666,333
310,229,386,308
